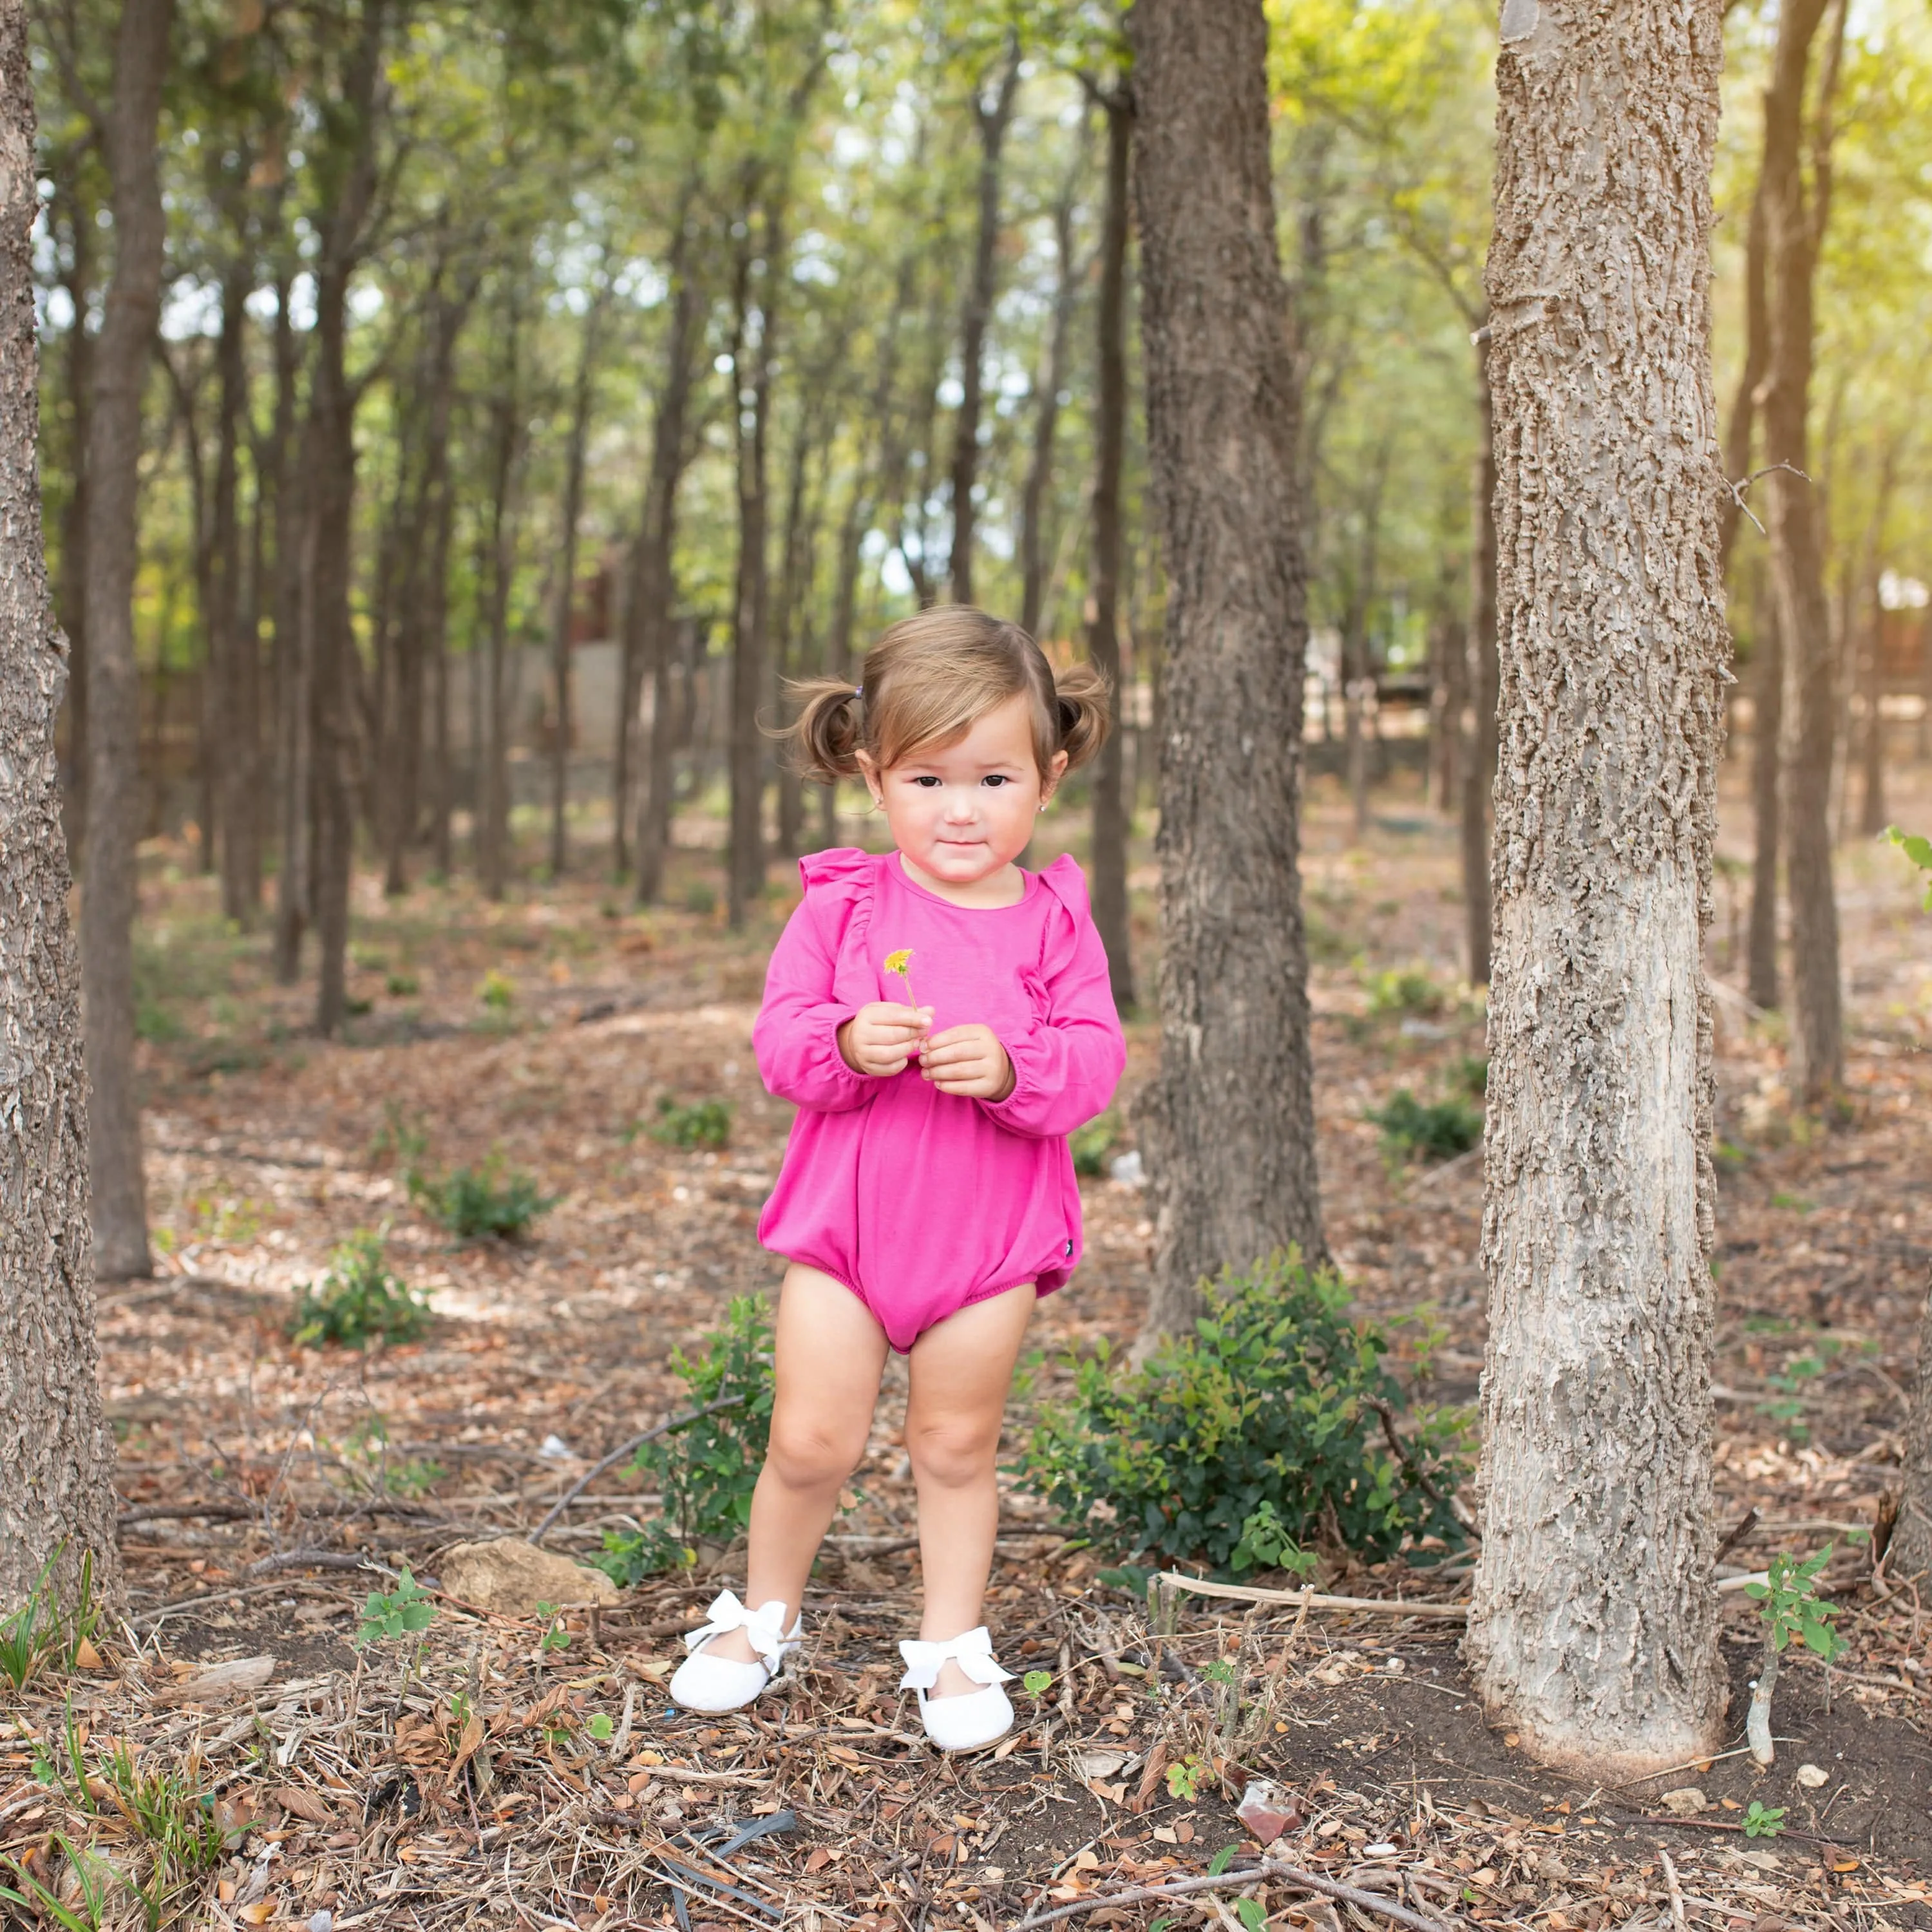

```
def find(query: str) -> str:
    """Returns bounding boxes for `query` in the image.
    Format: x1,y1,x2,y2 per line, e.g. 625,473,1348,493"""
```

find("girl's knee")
905,1414,997,1490
766,1414,866,1493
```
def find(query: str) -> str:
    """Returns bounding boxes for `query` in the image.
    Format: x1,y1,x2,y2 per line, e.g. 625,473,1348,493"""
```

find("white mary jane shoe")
668,1591,802,1715
898,1626,1015,1753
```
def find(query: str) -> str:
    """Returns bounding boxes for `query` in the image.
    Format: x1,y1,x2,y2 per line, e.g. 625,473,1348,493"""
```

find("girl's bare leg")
702,1264,888,1666
904,1282,1037,1698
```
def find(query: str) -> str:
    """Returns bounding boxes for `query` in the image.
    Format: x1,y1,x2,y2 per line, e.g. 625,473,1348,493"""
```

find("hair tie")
853,684,863,698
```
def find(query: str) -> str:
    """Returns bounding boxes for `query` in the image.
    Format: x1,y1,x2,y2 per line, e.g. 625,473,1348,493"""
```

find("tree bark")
0,0,124,1613
1889,1266,1932,1582
1854,437,1898,840
211,253,261,925
547,287,605,880
1341,442,1391,846
1466,0,1729,1778
269,267,310,983
1462,363,1498,985
1019,148,1082,639
946,37,1021,609
1086,84,1135,1011
1718,173,1770,580
478,301,524,903
80,0,174,1281
1745,561,1783,1009
1128,0,1324,1337
52,167,93,848
1761,0,1846,1101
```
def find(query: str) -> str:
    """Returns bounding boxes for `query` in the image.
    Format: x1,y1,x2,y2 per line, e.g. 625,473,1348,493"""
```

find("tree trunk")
1718,173,1769,579
1020,149,1081,638
1462,362,1498,985
547,288,604,880
1341,443,1390,846
270,269,311,983
478,310,523,903
1745,562,1783,1009
1854,438,1897,840
1761,0,1846,1101
211,255,261,925
1466,0,1729,1778
80,0,174,1281
0,0,124,1613
947,37,1021,609
1129,0,1324,1338
1889,1266,1932,1582
54,169,93,848
1087,85,1135,1011
772,398,828,862
728,196,782,928
1432,612,1464,813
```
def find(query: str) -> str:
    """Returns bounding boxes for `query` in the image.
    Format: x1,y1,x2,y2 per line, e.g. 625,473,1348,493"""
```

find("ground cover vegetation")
2,0,1931,1922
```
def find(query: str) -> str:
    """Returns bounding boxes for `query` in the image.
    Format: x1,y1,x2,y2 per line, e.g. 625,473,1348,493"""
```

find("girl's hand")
838,1001,933,1077
919,1024,1016,1101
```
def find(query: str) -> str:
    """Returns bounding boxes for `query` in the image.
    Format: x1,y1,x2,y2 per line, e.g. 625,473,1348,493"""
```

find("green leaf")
1235,1899,1267,1932
1208,1844,1238,1877
1023,1669,1054,1697
587,1713,614,1741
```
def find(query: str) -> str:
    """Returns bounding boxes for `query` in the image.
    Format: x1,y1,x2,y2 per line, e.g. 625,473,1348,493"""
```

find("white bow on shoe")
669,1591,801,1715
898,1626,1014,1752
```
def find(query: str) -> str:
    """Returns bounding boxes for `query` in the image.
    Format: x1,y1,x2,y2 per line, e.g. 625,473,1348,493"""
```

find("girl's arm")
978,908,1126,1141
753,896,875,1114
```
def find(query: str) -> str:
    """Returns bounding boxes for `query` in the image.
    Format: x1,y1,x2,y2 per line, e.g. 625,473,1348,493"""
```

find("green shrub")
1363,965,1450,1021
1070,1112,1117,1177
1367,1088,1482,1161
409,1153,555,1240
289,1231,431,1349
478,969,515,1011
650,1095,733,1151
593,1294,776,1584
1016,1251,1470,1576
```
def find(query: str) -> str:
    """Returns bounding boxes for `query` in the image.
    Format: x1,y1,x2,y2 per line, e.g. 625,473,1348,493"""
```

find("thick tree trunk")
1466,0,1729,1778
1462,363,1498,985
1889,1267,1932,1582
1341,444,1390,846
1087,86,1135,1010
728,198,782,928
547,291,603,880
1431,612,1464,813
1854,440,1897,840
947,38,1021,609
0,0,124,1612
53,171,93,846
1020,154,1081,639
1745,564,1783,1009
478,343,522,903
80,0,174,1281
1129,0,1323,1337
269,270,310,983
211,256,261,925
1761,0,1846,1101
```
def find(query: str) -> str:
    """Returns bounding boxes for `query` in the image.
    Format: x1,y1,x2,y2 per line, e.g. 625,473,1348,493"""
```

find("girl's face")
858,693,1068,897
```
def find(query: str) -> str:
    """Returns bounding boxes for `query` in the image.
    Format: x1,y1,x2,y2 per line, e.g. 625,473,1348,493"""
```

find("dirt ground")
6,756,1932,1931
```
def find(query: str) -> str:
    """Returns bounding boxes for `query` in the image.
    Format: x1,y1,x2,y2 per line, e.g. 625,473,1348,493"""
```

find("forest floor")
7,761,1932,1932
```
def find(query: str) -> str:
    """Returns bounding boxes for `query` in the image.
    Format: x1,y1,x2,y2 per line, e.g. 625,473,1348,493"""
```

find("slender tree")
0,0,123,1611
1891,1265,1932,1582
80,0,175,1280
1462,365,1497,984
1466,0,1729,1775
1018,147,1082,639
1129,0,1324,1337
1761,0,1848,1100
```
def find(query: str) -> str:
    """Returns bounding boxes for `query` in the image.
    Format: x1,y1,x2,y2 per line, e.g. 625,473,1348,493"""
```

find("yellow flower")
884,949,914,977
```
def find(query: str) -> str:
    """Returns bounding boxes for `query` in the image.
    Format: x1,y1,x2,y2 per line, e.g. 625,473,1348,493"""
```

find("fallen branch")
529,1396,746,1546
1008,1855,1454,1932
1157,1573,1470,1620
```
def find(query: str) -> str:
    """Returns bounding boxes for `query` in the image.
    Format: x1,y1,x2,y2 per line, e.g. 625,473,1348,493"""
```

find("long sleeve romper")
752,847,1126,1352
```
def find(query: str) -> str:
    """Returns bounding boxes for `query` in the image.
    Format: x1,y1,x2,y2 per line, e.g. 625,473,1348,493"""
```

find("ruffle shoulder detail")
1034,852,1093,922
796,846,883,948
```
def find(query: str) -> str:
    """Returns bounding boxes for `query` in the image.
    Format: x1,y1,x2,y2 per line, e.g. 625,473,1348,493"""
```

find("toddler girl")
668,607,1126,1752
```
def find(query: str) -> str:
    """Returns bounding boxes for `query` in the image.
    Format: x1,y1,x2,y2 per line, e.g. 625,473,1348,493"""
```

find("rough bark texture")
946,39,1020,609
1086,86,1135,1012
1462,366,1498,986
80,0,174,1280
547,292,602,880
269,269,310,983
0,0,124,1611
1745,565,1783,1010
1466,0,1729,1777
212,254,260,925
1890,1266,1932,1582
1128,0,1323,1336
1761,0,1844,1100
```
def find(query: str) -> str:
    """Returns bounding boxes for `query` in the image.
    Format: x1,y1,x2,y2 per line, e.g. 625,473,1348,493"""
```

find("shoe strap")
685,1591,797,1672
898,1626,1012,1694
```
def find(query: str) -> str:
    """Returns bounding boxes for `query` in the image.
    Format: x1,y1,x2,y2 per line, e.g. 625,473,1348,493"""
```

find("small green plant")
683,881,718,916
355,1567,438,1646
536,1603,571,1653
1,1555,106,1694
592,1294,777,1585
1164,1752,1207,1801
410,1152,556,1240
1367,1089,1483,1162
1884,826,1932,909
1019,1251,1470,1576
649,1095,734,1151
1021,1669,1054,1697
1207,1844,1238,1877
369,1101,430,1170
1363,965,1450,1020
1233,1901,1266,1932
1742,1801,1786,1839
1744,1545,1846,1765
587,1712,614,1742
386,971,420,996
1228,1500,1321,1578
478,969,516,1011
1070,1113,1118,1178
289,1231,431,1349
1,1832,113,1932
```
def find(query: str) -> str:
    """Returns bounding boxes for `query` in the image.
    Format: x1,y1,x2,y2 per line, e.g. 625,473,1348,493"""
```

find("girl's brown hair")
783,607,1111,788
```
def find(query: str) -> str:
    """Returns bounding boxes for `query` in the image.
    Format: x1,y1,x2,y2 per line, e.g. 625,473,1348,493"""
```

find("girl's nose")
942,789,977,821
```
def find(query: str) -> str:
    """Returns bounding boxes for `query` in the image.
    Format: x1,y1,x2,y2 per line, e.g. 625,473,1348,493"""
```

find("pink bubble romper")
753,848,1127,1351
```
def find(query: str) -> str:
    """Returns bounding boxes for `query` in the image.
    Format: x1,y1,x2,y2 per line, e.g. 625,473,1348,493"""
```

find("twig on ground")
1008,1856,1454,1932
1158,1573,1470,1620
529,1396,746,1546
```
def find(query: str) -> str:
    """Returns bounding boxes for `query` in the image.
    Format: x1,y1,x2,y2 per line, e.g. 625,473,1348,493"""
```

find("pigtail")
780,676,867,785
1051,658,1113,772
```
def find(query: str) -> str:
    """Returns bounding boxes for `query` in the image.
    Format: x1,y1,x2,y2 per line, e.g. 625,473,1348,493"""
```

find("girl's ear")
855,750,885,808
1041,748,1070,804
